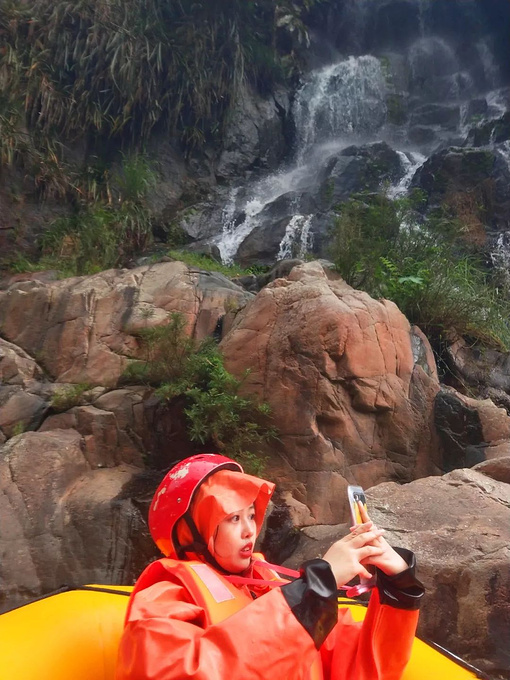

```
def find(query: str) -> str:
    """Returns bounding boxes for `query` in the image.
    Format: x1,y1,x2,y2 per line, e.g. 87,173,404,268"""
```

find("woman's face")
213,504,257,573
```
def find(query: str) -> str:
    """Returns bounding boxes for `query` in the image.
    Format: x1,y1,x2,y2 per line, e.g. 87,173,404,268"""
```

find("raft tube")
0,586,487,680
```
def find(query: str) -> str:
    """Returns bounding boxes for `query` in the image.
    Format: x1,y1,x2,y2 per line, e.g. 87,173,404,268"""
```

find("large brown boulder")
370,470,510,679
39,403,145,468
287,468,510,679
220,262,510,525
221,262,440,524
0,338,53,438
0,261,252,387
0,338,45,386
0,429,157,613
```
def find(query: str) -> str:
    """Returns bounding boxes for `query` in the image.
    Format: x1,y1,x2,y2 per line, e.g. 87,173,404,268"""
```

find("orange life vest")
127,554,324,679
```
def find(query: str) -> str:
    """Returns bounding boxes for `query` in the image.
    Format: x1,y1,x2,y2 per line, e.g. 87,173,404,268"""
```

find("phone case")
345,485,376,596
347,485,367,525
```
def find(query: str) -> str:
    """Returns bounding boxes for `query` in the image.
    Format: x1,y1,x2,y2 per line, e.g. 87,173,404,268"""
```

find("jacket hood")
176,469,275,557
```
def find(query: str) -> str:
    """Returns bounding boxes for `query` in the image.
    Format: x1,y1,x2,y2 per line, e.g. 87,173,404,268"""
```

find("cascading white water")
217,163,319,263
499,140,510,170
408,37,458,86
476,40,502,90
486,142,510,283
216,55,387,263
293,56,387,161
387,151,427,199
277,215,314,260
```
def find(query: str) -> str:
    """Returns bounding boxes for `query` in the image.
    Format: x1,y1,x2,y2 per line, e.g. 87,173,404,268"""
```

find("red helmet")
149,454,243,557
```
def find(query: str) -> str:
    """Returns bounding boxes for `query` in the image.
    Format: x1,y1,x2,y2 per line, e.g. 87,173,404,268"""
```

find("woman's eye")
231,515,240,522
249,513,256,521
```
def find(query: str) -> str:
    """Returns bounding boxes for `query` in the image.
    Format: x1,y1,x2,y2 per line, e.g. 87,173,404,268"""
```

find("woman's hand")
352,503,408,576
322,524,384,587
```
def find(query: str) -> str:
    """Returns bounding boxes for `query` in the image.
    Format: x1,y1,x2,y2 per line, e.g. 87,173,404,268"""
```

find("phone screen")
347,485,367,525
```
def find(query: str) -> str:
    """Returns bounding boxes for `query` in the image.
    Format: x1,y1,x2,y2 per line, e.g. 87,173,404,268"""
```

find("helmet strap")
175,511,230,575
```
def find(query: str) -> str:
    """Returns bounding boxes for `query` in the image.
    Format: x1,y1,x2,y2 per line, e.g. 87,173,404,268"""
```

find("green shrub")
167,250,256,278
11,421,26,437
5,152,157,277
51,383,90,412
330,193,510,351
123,312,275,473
329,193,401,290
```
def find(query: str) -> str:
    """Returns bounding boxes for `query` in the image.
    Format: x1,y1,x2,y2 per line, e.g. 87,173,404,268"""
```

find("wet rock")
411,103,461,129
176,200,224,241
408,125,438,150
468,111,510,147
257,259,306,287
144,136,187,223
434,387,510,471
235,192,318,266
216,83,289,180
411,325,439,381
412,146,510,231
445,336,510,394
318,142,404,210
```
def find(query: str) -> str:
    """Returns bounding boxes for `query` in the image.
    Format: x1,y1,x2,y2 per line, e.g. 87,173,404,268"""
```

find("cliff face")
2,1,510,269
164,0,510,268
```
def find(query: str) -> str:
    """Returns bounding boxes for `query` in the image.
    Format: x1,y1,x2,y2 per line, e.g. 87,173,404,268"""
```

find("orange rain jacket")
116,550,423,680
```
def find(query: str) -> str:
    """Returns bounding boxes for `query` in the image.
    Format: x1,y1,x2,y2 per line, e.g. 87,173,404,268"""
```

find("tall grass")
330,194,510,351
0,0,300,149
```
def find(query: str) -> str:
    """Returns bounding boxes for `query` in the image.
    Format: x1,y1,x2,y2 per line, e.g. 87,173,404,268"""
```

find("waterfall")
387,151,427,199
216,164,317,264
211,2,508,266
278,215,314,260
476,40,501,90
216,55,387,263
293,56,387,160
499,140,510,171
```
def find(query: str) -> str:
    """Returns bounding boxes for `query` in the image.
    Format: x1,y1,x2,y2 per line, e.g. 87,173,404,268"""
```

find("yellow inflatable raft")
0,585,486,680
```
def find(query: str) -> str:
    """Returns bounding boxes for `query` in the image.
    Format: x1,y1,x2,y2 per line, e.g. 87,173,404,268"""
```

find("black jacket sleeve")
281,548,424,647
375,547,425,610
281,559,338,649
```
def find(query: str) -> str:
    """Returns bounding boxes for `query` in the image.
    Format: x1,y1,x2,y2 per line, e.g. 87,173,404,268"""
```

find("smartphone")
347,485,367,526
345,485,375,597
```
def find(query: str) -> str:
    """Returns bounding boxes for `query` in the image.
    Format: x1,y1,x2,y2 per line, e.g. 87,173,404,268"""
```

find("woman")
116,454,424,679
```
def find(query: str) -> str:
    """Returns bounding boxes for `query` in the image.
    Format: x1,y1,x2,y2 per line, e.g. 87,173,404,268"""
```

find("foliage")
51,383,90,412
11,421,26,437
329,193,401,290
330,193,510,351
123,312,275,474
2,152,157,277
167,250,262,278
0,0,317,151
